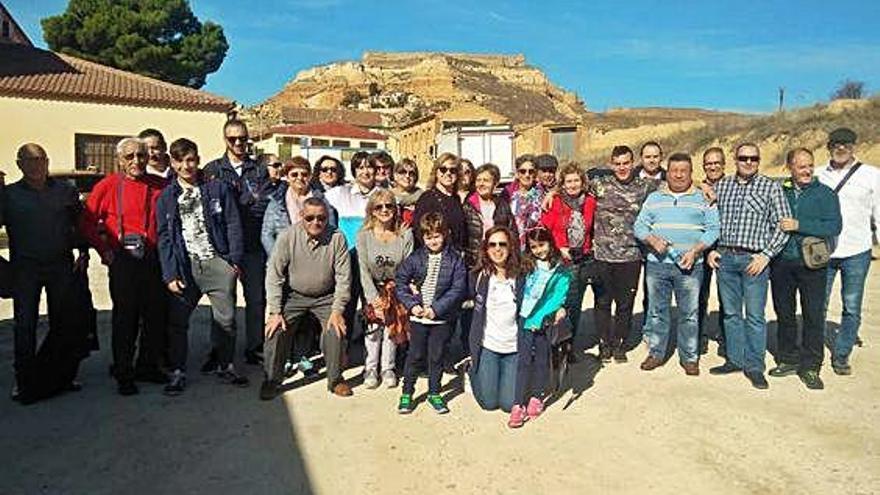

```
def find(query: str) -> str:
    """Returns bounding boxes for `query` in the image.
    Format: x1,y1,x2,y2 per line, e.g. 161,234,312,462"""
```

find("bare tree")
831,79,865,100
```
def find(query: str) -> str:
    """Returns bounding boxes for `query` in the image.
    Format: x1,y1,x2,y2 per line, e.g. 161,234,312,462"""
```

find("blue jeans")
716,252,770,373
825,250,872,364
645,262,703,363
470,347,517,413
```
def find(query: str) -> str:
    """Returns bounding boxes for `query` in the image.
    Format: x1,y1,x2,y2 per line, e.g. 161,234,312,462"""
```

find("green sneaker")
798,370,824,390
769,363,798,377
398,394,414,415
427,394,449,414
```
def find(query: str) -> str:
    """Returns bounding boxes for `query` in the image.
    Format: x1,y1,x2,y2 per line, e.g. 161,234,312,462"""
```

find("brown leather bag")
366,279,410,344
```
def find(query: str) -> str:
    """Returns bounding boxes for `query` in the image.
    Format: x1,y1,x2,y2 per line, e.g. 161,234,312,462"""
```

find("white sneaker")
364,370,380,389
382,370,398,389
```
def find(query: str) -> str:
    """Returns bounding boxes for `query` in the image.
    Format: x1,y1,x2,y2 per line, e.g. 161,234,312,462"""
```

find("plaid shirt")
715,173,791,258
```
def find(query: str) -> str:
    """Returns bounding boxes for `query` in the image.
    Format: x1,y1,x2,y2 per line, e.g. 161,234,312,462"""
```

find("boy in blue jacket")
395,212,467,414
157,138,247,395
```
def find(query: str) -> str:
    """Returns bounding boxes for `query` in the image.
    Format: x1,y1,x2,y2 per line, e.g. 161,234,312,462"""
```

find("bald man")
1,144,89,403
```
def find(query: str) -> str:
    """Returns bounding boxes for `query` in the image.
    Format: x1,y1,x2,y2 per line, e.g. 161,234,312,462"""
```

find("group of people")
1,120,876,429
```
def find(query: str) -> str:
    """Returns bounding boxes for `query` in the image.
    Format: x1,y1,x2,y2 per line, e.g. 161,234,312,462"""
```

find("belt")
719,246,761,254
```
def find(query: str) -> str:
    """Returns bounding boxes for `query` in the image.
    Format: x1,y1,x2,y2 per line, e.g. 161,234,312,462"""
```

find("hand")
700,182,717,204
779,218,799,232
541,190,557,211
327,311,347,338
707,250,721,269
678,249,697,270
553,308,567,324
646,235,670,255
423,307,436,320
409,283,420,295
560,247,572,262
166,279,186,295
100,250,115,266
265,313,287,339
411,305,425,317
745,254,770,277
73,252,90,273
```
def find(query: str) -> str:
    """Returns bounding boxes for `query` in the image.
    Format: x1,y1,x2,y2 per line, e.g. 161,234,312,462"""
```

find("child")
509,226,571,428
395,212,467,414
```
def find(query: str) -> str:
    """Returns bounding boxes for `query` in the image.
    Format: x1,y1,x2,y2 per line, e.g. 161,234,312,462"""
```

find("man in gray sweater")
261,198,352,400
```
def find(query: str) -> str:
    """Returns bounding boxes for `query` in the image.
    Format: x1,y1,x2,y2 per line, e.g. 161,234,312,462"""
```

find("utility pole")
778,87,785,113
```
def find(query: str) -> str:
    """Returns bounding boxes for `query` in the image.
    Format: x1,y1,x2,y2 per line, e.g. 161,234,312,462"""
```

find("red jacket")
541,193,597,255
81,172,168,255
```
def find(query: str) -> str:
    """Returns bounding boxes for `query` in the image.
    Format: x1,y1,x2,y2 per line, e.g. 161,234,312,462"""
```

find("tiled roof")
0,44,234,112
266,122,387,141
281,107,384,128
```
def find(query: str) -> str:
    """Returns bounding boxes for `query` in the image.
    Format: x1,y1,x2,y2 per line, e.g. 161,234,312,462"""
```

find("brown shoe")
332,382,353,397
681,361,700,376
640,355,664,371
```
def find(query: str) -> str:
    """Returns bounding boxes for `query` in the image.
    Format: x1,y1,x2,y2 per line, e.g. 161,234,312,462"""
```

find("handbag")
116,177,149,259
544,314,574,347
801,236,830,270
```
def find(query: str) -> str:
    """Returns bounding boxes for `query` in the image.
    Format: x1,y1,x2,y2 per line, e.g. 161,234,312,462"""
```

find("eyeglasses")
517,168,536,175
303,214,327,223
487,241,509,249
736,155,760,163
320,167,338,174
375,203,396,211
123,152,147,161
288,171,309,178
268,162,283,168
438,166,459,175
226,135,248,144
398,169,418,178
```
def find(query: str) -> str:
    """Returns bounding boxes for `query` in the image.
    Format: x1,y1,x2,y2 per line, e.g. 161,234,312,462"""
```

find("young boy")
394,213,467,414
156,138,247,395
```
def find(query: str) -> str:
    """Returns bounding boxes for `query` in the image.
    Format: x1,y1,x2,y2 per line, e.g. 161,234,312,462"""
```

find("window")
75,133,128,173
359,141,378,149
276,136,301,145
550,127,577,161
331,140,351,148
311,138,330,147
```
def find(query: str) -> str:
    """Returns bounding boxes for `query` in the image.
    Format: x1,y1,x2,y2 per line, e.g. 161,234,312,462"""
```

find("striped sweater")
633,184,720,264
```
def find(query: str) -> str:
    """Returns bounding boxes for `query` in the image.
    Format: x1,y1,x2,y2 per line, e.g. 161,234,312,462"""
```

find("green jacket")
779,178,842,262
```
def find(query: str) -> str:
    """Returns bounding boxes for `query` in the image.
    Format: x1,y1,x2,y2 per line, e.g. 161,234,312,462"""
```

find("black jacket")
467,270,525,372
203,155,271,252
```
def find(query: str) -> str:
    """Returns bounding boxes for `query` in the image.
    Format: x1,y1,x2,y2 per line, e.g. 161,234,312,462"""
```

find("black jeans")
515,328,550,405
698,260,725,346
594,260,641,351
770,259,828,371
565,255,597,340
402,322,452,395
108,251,168,382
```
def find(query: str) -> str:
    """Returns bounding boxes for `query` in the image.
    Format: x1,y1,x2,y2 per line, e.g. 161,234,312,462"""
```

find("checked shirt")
715,173,791,258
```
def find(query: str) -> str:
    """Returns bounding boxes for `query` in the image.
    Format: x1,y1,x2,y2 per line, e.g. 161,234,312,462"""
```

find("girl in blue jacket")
509,226,571,428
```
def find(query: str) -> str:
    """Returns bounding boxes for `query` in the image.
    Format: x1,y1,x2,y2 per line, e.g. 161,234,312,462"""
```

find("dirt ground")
0,256,878,495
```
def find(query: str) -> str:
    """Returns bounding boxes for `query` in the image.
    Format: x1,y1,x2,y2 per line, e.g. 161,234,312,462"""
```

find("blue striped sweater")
633,185,720,264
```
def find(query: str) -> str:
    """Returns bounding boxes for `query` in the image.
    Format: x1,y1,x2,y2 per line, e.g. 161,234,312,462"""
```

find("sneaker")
398,394,414,414
118,380,139,396
200,350,220,374
832,360,852,376
798,370,824,390
216,364,249,387
382,370,398,389
769,363,798,378
613,348,628,363
259,380,279,401
298,357,314,373
283,360,297,378
364,370,380,389
427,394,449,414
135,367,169,384
164,370,186,396
599,347,612,363
526,397,544,420
507,405,527,428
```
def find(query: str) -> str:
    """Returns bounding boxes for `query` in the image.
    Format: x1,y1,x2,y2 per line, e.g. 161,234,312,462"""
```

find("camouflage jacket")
591,174,655,263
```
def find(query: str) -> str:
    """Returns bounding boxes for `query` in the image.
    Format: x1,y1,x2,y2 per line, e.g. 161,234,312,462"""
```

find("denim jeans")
470,347,517,413
825,250,872,364
716,252,770,373
645,262,703,363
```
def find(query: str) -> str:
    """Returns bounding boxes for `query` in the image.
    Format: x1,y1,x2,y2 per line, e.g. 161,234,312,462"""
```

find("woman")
311,155,346,193
468,226,523,413
457,158,476,203
391,158,423,227
356,189,414,389
505,154,545,249
411,152,467,253
463,163,517,268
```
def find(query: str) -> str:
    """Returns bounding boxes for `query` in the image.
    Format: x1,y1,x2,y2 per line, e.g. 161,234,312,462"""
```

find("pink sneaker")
507,405,527,428
526,397,544,420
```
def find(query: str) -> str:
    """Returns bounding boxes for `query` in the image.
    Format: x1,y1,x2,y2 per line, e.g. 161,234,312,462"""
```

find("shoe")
769,363,798,378
798,370,824,390
832,360,852,376
163,370,186,396
364,370,380,389
745,371,769,390
526,397,544,420
259,380,280,401
599,347,612,363
135,368,169,384
613,348,628,363
118,381,139,396
298,357,314,373
398,393,414,414
507,405,527,428
680,361,700,376
244,348,264,365
382,370,398,389
200,350,220,374
216,364,249,387
427,394,449,414
332,382,353,397
640,355,664,371
709,362,742,375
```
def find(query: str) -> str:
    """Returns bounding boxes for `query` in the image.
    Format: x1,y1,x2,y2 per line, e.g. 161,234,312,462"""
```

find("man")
139,128,172,179
591,145,655,363
634,153,719,375
818,127,880,375
535,153,559,190
634,141,667,182
81,138,169,395
707,143,791,389
769,148,841,390
203,119,272,366
698,147,727,356
261,198,352,400
157,138,247,395
1,144,89,403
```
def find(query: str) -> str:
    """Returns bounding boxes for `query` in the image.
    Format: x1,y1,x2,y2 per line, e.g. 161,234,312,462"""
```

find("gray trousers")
364,324,396,374
168,256,238,371
263,293,343,390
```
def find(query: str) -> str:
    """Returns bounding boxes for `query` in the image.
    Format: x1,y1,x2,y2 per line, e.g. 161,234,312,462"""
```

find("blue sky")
7,0,880,112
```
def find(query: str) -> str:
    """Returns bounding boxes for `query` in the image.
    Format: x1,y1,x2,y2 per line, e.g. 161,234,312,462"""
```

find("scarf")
561,192,586,251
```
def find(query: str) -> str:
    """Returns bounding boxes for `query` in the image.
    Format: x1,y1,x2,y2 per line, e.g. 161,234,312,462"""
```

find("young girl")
395,212,467,414
509,227,571,428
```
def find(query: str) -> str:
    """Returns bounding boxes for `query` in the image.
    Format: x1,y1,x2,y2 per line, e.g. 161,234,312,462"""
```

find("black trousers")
402,322,452,395
515,328,550,404
108,251,168,382
698,262,725,346
770,259,827,371
594,260,641,351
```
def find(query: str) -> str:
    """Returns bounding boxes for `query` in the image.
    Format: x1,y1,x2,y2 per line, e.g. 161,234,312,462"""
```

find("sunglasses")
123,152,147,160
736,155,760,163
438,166,459,175
320,167,338,173
374,203,396,211
517,168,536,175
288,171,309,178
226,135,248,144
376,165,392,171
487,241,509,249
303,214,327,223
